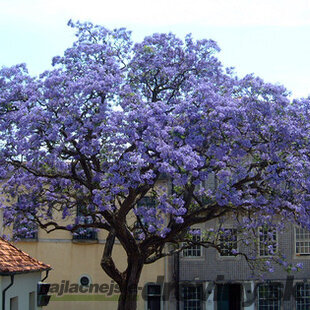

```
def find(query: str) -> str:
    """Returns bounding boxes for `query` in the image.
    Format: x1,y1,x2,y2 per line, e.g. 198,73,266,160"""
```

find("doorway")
147,284,161,310
217,283,242,310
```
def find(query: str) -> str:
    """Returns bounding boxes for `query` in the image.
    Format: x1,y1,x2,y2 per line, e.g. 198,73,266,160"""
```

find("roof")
0,237,51,275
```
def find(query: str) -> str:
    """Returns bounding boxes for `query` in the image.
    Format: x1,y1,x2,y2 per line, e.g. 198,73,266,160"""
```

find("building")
8,180,169,310
3,176,309,310
13,222,167,310
0,237,51,310
176,220,310,310
0,178,168,310
12,213,310,310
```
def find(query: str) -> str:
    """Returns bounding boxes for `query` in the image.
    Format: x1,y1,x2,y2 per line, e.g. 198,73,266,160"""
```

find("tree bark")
100,233,144,310
117,257,144,310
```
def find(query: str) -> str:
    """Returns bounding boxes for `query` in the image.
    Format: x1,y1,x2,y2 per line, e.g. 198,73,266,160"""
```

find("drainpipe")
2,274,14,310
41,270,49,282
171,182,180,310
0,209,3,236
175,252,180,310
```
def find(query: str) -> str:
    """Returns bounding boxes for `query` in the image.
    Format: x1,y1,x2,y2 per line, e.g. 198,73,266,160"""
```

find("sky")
0,0,309,98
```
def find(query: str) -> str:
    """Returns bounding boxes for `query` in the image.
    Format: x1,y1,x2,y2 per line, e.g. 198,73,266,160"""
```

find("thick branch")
100,230,123,286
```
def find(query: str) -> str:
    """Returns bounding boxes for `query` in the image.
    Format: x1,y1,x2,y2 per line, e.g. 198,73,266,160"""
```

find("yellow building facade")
1,178,173,310
16,228,167,310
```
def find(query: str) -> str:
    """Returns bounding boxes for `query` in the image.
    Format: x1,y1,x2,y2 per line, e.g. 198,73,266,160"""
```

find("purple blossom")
175,216,184,224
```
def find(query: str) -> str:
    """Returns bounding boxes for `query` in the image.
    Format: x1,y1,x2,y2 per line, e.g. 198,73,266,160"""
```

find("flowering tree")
1,21,310,310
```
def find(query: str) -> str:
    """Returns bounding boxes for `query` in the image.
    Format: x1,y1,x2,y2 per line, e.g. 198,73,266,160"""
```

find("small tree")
0,21,310,310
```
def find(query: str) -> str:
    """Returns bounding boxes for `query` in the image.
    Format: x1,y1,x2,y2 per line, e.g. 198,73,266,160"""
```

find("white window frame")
295,227,310,256
218,228,238,257
258,227,278,257
296,282,310,310
182,285,202,310
257,283,281,310
182,229,202,258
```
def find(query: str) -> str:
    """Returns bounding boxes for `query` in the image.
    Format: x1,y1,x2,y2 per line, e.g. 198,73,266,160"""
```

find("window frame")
295,227,310,256
218,228,238,257
296,282,310,310
72,205,97,241
182,229,202,258
258,227,278,257
29,291,35,310
134,197,157,241
146,284,161,310
182,284,203,310
13,195,38,241
13,222,38,240
10,296,18,310
257,283,281,310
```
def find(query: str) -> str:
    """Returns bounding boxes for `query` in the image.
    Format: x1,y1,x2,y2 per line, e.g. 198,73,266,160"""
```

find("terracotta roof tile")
0,237,51,274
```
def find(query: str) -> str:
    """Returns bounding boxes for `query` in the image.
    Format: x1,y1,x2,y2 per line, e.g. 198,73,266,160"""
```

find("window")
183,229,201,257
258,283,281,310
183,285,202,310
258,227,277,256
296,283,310,309
73,205,97,240
295,228,310,255
136,197,156,226
13,195,38,240
10,297,18,310
134,197,157,240
137,197,156,209
219,229,237,256
14,221,38,240
29,291,35,310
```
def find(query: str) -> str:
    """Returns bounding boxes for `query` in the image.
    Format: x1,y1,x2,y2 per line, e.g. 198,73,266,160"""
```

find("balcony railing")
72,228,97,241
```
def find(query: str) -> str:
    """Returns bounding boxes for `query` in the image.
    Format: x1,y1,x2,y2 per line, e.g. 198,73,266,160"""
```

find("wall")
179,222,310,282
17,228,166,310
177,221,310,310
0,272,42,310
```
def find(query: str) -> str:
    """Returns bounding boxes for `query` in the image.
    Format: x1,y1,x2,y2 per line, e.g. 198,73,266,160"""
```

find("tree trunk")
117,257,144,310
100,230,145,310
117,282,139,310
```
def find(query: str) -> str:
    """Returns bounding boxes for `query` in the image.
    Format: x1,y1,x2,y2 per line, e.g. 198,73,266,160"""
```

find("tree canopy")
0,21,310,310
